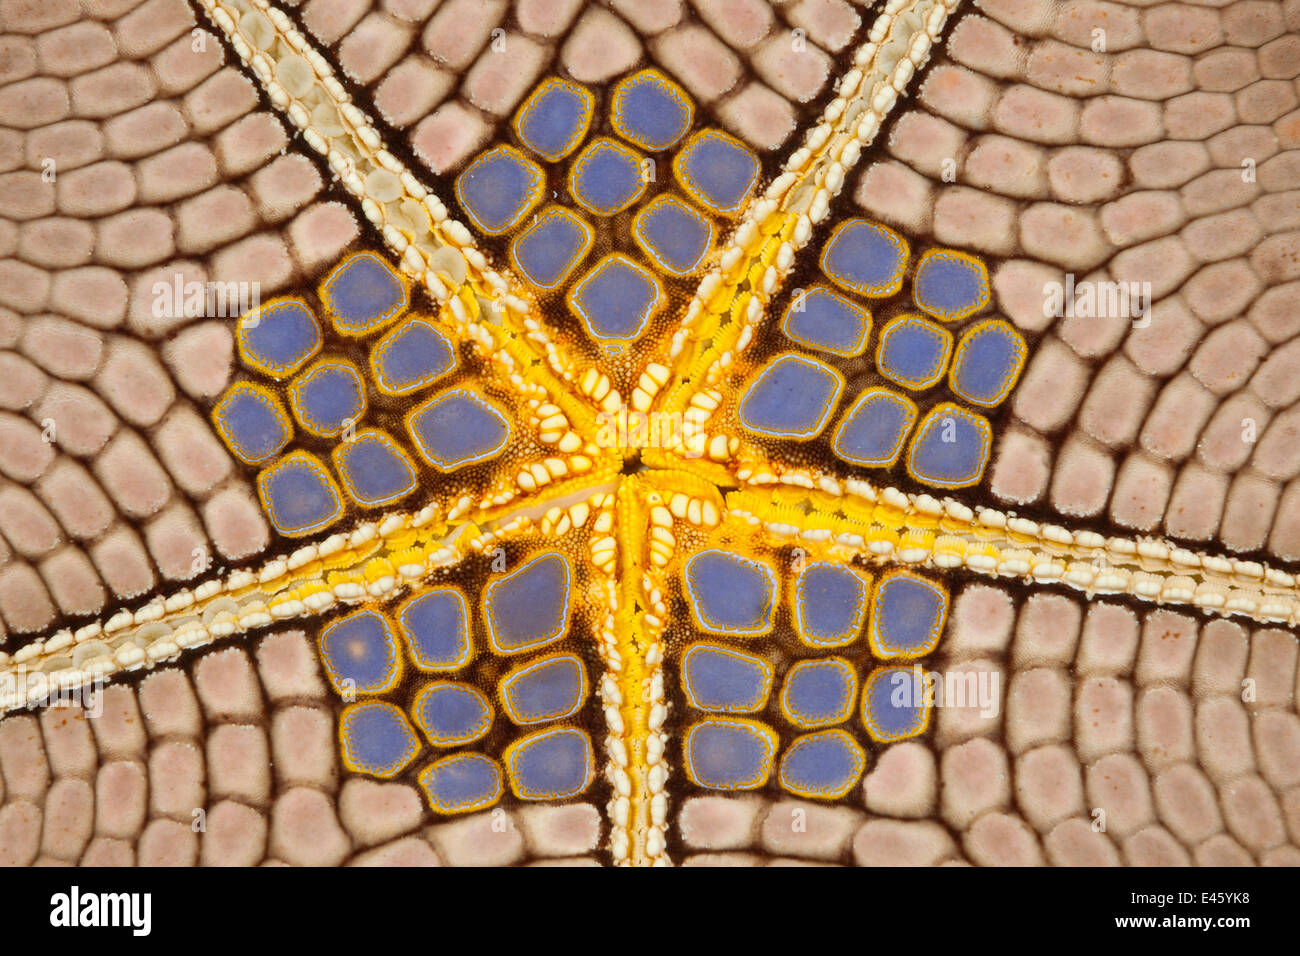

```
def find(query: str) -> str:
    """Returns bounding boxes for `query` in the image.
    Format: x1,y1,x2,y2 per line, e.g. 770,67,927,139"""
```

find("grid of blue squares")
455,69,759,349
678,548,949,800
738,223,1029,490
212,252,521,537
319,551,596,814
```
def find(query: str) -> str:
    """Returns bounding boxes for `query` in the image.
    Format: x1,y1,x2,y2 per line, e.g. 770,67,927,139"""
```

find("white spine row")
666,0,963,385
193,0,593,384
726,467,1300,627
0,508,440,712
0,494,604,715
639,500,673,866
588,495,638,865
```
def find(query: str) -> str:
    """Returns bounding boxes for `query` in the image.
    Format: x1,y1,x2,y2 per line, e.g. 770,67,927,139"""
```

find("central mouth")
620,450,644,476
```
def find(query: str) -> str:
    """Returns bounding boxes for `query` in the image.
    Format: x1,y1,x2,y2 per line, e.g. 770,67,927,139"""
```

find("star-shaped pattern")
4,0,1300,869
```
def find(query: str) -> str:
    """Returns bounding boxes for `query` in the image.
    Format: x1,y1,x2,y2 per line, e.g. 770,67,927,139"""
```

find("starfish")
2,0,1299,868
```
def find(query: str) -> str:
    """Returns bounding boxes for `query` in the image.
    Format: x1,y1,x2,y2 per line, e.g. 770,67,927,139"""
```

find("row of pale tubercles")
661,0,960,416
723,482,1300,624
201,0,591,395
0,493,610,713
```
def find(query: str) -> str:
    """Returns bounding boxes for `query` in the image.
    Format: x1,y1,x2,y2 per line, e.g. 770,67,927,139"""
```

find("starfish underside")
5,0,1300,868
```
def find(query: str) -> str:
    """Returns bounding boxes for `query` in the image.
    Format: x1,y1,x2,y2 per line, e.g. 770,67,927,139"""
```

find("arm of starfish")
605,471,729,866
639,0,965,424
0,478,629,713
718,481,1300,628
608,476,666,866
649,388,1300,627
193,0,610,428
